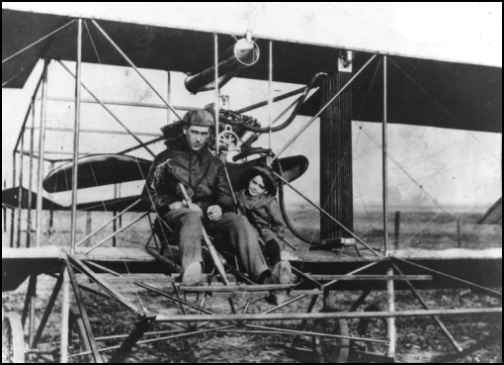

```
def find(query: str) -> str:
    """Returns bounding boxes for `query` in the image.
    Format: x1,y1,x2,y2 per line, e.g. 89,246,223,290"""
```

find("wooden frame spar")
2,14,502,364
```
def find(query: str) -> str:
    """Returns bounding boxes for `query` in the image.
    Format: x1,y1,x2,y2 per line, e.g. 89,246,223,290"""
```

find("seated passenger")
236,167,294,283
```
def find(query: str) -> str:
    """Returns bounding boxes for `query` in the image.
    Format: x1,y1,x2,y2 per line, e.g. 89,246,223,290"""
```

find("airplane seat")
152,216,178,255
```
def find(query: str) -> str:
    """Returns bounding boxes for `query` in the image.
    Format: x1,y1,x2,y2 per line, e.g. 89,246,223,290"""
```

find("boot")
270,260,295,284
181,261,203,286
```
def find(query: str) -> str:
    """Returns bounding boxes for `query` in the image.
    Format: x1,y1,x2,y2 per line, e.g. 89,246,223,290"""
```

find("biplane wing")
2,6,501,133
41,153,308,193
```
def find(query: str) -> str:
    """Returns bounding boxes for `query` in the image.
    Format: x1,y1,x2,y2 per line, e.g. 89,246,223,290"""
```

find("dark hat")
245,166,277,195
182,109,215,127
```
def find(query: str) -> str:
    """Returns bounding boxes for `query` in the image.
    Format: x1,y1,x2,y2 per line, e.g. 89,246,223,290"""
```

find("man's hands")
172,184,201,213
172,184,221,220
207,205,222,221
176,185,194,199
168,201,183,211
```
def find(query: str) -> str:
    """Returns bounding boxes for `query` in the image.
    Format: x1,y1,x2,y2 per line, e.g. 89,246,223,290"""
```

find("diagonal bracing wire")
358,126,460,221
273,54,378,160
2,19,76,64
356,127,487,247
56,60,156,158
280,59,384,248
389,61,501,222
274,171,383,257
90,19,183,122
390,58,500,164
83,20,102,63
278,59,380,246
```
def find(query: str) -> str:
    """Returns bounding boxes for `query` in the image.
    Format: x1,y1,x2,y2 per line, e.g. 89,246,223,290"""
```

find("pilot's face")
248,175,266,197
184,125,210,151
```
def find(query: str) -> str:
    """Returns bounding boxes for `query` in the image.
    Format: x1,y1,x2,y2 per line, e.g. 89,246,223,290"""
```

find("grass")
284,205,501,250
3,206,500,250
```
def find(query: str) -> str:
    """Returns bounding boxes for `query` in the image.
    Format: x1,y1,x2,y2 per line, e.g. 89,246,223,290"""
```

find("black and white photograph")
2,3,502,363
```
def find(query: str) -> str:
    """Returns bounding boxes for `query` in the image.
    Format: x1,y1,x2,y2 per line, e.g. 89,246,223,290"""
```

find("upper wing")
3,7,501,133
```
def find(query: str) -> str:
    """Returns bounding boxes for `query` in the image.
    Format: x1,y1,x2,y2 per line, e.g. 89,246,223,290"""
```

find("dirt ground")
3,277,501,363
2,208,502,362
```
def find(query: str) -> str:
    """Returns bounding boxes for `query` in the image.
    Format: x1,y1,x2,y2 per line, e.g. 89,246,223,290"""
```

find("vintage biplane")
2,4,502,363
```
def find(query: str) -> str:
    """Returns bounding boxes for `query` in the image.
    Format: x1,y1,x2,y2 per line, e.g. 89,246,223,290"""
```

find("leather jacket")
144,141,234,214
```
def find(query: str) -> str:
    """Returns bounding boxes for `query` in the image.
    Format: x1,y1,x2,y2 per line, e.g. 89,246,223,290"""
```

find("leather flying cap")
183,109,215,127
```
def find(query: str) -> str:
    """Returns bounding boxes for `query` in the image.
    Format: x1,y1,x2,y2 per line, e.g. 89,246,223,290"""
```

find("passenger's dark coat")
236,189,286,240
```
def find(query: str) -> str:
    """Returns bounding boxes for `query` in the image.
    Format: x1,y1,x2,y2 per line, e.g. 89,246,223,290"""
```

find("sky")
2,3,502,213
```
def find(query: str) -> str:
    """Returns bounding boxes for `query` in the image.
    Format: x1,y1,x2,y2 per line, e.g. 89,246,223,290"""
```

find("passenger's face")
184,126,210,151
248,175,266,197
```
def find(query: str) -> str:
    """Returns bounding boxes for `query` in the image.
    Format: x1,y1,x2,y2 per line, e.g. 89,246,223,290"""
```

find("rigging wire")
278,73,373,244
84,20,102,64
358,126,460,221
354,124,478,252
398,142,461,168
354,58,381,116
390,58,500,164
122,255,148,315
77,21,150,312
133,156,174,258
352,125,373,220
89,164,109,213
390,58,459,126
278,57,381,246
2,19,76,64
278,121,375,246
79,159,148,311
358,57,499,226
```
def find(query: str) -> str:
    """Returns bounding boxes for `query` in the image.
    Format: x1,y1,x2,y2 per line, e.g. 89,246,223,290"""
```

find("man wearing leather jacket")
144,109,272,285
